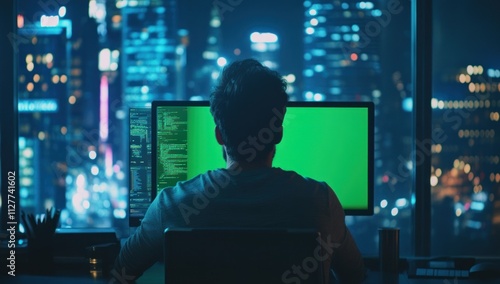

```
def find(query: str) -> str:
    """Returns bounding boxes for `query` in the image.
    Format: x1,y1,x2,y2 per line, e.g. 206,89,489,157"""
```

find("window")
13,0,413,255
431,0,500,256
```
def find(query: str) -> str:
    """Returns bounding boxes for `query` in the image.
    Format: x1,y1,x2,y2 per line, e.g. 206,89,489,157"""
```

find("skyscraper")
189,5,223,99
121,0,178,106
250,31,280,70
302,0,382,102
17,18,71,213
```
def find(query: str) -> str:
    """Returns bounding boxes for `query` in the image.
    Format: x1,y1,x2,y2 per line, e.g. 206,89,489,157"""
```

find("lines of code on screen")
129,108,152,222
156,107,189,191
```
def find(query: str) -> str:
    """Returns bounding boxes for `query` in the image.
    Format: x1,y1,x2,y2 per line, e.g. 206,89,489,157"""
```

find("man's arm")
326,186,365,283
330,225,365,283
110,196,164,283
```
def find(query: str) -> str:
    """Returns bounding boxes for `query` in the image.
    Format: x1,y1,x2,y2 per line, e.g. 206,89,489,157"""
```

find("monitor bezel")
151,100,374,216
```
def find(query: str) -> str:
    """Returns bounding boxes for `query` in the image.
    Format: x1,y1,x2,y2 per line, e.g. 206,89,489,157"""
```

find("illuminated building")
175,29,189,100
431,64,500,254
302,0,383,102
16,2,108,226
121,0,179,106
18,137,40,212
189,6,223,99
250,31,280,70
205,6,222,63
17,17,71,213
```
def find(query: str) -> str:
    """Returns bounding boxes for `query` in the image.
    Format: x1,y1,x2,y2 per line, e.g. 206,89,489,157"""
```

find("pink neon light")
100,75,109,142
105,146,113,177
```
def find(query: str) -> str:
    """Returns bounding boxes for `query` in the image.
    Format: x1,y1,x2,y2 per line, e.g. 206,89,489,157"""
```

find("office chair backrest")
164,228,326,284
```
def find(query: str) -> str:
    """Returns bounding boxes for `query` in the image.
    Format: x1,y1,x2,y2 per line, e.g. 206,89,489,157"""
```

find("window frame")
412,0,433,256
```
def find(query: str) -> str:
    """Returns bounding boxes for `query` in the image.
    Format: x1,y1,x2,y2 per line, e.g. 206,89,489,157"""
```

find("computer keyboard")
414,268,469,278
407,257,476,279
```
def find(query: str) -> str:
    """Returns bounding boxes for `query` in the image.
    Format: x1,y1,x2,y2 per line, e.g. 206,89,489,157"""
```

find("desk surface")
1,262,498,283
0,275,107,284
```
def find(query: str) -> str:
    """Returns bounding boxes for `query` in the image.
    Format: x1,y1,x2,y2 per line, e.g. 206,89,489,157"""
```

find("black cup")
379,227,400,273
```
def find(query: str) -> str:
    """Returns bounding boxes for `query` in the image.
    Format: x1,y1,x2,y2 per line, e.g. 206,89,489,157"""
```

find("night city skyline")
10,0,500,256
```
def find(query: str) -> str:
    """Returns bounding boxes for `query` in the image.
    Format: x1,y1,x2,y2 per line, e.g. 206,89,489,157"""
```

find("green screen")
157,104,370,211
274,108,368,210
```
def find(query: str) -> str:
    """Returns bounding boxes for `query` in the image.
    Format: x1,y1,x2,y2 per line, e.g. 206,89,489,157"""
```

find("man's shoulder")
156,168,332,197
274,168,329,185
264,168,332,198
159,169,224,193
154,170,216,208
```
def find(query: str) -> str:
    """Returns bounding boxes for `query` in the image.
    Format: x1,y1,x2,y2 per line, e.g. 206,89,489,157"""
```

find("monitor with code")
152,101,373,215
129,107,152,226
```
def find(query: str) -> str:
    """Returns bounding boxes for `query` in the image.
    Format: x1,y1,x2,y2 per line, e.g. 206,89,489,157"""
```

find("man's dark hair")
210,59,289,162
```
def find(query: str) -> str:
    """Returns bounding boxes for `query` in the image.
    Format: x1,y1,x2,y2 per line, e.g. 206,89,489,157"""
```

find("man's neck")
225,147,274,171
226,159,271,171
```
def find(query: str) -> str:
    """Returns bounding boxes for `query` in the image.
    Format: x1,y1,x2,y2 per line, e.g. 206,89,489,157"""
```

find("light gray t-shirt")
114,167,364,282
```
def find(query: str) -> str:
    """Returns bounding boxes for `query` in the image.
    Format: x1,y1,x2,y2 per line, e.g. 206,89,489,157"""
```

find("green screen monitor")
152,101,373,215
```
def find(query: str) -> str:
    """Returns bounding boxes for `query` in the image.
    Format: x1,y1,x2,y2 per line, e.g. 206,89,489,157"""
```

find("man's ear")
215,126,224,145
274,127,283,144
